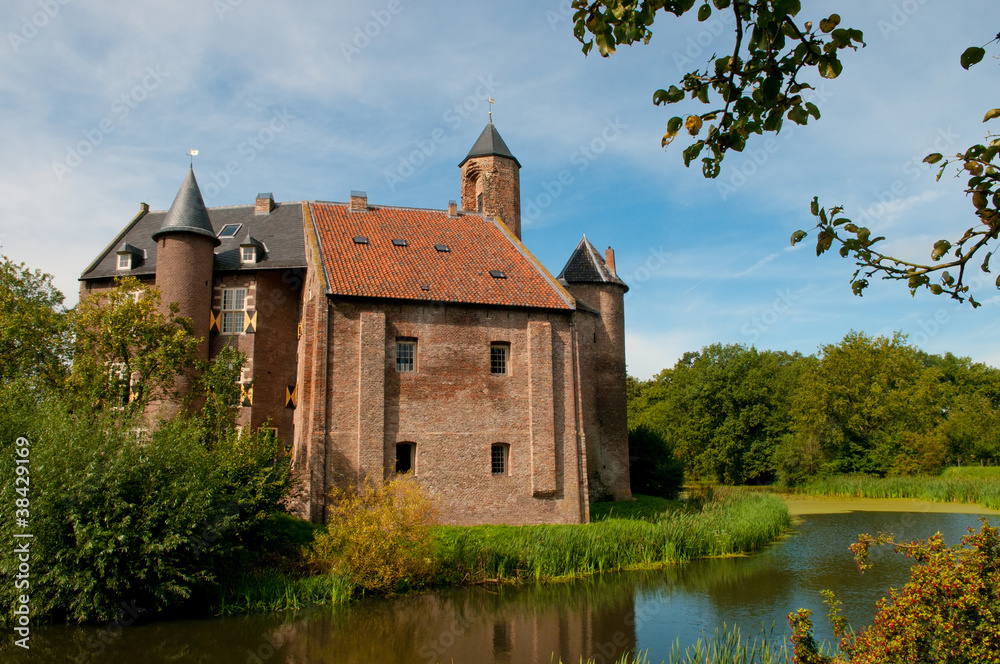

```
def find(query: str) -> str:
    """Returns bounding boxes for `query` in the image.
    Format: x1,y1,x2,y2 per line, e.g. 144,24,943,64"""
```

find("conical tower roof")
151,168,220,245
459,122,521,168
557,235,628,290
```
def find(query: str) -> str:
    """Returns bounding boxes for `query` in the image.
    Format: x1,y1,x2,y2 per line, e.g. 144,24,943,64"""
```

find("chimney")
447,200,458,217
605,247,616,274
255,192,275,214
349,190,368,212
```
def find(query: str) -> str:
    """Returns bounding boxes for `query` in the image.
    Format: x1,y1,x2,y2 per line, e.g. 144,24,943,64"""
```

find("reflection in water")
3,510,990,664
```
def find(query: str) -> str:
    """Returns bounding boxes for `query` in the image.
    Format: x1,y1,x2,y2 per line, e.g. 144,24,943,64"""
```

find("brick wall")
460,155,522,240
320,298,587,525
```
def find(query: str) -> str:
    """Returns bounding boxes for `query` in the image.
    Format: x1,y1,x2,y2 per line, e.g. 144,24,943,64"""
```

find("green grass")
941,466,1000,479
801,474,1000,509
211,571,352,615
432,488,790,585
590,494,682,521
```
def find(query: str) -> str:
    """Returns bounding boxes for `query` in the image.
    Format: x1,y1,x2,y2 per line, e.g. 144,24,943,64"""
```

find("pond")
8,503,996,664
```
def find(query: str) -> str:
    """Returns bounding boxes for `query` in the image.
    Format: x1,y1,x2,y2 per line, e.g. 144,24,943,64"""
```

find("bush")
629,424,684,499
0,381,292,623
308,474,439,593
792,520,1000,663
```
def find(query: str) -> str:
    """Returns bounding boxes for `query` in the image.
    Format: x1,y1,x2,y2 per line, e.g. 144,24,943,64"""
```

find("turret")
151,168,219,362
557,236,630,501
459,122,522,239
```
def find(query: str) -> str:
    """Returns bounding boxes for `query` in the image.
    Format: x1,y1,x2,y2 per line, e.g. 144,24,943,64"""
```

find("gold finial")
189,149,198,167
485,97,495,122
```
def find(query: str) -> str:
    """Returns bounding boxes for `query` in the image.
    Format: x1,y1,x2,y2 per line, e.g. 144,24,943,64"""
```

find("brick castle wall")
461,155,522,240
319,298,587,525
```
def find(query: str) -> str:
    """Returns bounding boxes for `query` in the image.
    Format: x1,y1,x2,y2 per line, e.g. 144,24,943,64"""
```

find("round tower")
459,122,522,239
151,167,220,363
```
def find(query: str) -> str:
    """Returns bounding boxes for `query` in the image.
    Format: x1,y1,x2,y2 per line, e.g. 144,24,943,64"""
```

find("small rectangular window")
491,443,508,475
221,287,247,334
117,254,131,270
396,339,416,373
396,443,415,474
490,343,508,375
241,246,256,263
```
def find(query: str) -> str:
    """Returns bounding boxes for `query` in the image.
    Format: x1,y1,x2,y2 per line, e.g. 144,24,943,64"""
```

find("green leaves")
961,46,986,70
931,239,952,261
924,153,944,164
791,229,807,246
697,3,711,22
819,14,841,33
984,109,1000,122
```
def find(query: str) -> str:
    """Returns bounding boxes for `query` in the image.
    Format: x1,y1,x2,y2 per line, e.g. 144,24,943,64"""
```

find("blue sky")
2,0,999,379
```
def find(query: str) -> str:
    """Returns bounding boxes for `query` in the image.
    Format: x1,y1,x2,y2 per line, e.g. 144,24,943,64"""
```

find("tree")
571,2,1000,304
628,424,684,499
70,276,200,411
631,343,805,484
0,255,70,387
790,331,947,476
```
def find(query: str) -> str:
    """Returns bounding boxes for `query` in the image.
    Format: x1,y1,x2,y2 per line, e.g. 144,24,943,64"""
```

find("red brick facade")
82,124,630,526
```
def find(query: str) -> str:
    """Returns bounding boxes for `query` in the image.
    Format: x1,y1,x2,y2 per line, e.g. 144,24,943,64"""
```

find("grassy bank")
433,488,790,584
800,473,1000,510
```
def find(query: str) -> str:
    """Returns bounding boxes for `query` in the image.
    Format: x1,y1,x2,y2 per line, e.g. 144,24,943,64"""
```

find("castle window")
395,443,415,474
491,443,509,475
117,253,132,270
218,224,242,238
221,288,247,334
490,342,509,375
395,338,416,373
477,193,484,212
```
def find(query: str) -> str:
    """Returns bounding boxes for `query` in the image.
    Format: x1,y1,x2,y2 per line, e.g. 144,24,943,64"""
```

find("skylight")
392,239,408,247
489,270,507,279
434,244,451,252
353,236,369,245
218,223,242,238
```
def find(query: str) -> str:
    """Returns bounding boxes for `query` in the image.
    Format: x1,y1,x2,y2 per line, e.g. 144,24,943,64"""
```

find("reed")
801,473,1000,510
211,571,352,615
433,488,791,585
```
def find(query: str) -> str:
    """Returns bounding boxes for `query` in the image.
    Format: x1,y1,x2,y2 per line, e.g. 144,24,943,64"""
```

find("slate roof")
459,122,521,168
81,201,306,280
309,201,574,310
557,235,629,291
151,168,220,245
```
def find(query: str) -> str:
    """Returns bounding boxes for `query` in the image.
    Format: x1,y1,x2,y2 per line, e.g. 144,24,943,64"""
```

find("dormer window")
117,253,132,270
116,240,142,271
239,233,265,265
241,246,256,264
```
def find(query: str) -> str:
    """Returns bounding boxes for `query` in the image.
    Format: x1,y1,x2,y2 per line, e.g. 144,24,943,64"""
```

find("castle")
80,122,630,525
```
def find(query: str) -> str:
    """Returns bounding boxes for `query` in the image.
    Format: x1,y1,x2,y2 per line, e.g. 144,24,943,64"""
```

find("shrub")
309,474,438,593
0,381,292,623
629,424,684,500
791,520,1000,663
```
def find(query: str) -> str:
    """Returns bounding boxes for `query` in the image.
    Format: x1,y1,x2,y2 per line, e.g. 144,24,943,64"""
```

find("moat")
11,503,996,663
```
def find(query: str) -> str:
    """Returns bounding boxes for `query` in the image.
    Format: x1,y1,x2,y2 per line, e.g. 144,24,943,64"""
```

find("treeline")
628,332,1000,486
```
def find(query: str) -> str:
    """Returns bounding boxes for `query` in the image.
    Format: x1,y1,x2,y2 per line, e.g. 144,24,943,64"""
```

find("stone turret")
459,122,522,239
151,168,219,362
557,236,630,501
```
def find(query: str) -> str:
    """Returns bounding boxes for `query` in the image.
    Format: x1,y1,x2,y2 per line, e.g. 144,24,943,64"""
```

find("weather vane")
485,97,495,122
189,149,198,167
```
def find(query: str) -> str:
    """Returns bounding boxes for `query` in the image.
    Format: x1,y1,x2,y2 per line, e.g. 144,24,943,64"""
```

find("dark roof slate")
151,168,220,246
557,236,628,290
459,122,521,168
310,201,573,310
81,200,306,280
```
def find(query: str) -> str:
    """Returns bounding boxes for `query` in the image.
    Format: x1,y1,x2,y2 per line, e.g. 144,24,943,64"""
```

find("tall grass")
211,572,352,615
569,623,833,664
802,473,1000,510
434,488,790,584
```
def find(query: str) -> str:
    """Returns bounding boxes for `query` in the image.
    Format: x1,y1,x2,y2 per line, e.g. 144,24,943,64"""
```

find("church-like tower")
459,122,522,240
151,168,220,362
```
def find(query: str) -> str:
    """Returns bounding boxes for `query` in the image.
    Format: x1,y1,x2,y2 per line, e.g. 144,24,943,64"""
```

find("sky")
2,0,999,379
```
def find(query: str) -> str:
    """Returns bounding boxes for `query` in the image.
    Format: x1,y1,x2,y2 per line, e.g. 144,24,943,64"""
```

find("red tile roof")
309,202,574,310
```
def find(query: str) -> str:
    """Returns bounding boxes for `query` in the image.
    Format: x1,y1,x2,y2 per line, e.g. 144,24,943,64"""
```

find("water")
5,509,992,664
